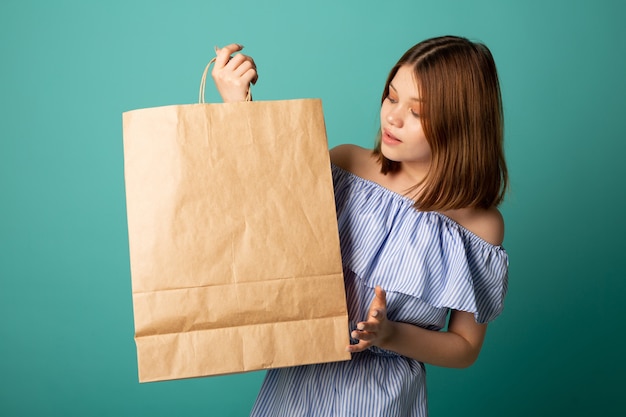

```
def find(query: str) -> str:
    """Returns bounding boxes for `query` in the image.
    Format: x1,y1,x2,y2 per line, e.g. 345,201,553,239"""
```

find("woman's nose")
386,109,403,127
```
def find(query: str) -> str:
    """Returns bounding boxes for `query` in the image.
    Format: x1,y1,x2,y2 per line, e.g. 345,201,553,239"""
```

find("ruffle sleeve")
332,165,509,324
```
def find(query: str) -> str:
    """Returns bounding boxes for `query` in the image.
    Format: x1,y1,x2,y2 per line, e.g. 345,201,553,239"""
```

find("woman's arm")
352,207,503,367
349,286,487,368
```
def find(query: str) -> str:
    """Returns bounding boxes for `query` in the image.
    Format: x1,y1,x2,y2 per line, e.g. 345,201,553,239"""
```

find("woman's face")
380,65,431,170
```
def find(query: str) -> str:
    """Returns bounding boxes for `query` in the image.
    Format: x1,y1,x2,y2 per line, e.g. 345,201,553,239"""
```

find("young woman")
213,35,509,417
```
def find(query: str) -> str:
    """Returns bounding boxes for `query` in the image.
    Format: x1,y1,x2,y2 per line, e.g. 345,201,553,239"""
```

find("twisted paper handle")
199,57,252,103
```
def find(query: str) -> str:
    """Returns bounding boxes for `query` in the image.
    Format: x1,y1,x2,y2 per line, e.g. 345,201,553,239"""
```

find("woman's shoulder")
329,144,506,247
329,144,379,177
442,206,505,247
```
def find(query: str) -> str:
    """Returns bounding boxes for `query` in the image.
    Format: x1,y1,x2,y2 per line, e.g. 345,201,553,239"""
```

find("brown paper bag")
122,63,350,383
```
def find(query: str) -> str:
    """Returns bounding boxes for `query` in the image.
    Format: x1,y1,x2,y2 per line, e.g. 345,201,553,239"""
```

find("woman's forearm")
378,311,488,368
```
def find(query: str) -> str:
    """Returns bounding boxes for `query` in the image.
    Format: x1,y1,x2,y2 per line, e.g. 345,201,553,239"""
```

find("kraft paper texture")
122,98,350,382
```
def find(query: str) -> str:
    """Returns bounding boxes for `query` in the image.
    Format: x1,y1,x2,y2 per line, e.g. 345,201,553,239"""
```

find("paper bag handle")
199,57,252,104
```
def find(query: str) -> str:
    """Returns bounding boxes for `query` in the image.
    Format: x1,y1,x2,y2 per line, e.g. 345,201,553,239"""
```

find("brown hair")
373,36,508,210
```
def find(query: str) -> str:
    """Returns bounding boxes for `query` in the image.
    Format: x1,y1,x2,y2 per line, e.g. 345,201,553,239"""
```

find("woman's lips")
382,129,402,145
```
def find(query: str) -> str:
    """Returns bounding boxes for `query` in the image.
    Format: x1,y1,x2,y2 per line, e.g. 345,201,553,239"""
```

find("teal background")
1,0,624,416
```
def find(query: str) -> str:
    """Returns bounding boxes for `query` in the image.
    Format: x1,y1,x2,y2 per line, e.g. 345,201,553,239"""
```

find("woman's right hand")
212,44,258,102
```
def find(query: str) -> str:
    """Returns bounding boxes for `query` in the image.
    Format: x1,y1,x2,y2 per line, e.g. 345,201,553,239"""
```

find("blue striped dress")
249,165,509,417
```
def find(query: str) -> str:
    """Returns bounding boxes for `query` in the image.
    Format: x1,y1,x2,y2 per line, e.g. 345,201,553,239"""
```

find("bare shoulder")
329,144,376,174
444,206,505,246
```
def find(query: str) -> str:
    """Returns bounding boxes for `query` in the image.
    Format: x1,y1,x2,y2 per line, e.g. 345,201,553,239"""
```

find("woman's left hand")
347,286,394,353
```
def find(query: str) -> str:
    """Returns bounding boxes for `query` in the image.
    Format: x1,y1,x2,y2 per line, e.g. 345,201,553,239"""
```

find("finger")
227,54,253,74
370,308,385,321
214,43,244,68
374,286,387,307
367,286,387,319
346,340,370,353
216,43,244,56
236,58,258,84
213,47,232,69
248,68,258,85
356,321,378,332
243,67,258,85
351,329,376,341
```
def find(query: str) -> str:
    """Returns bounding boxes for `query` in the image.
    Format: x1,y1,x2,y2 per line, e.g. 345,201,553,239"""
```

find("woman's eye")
410,109,420,118
387,95,398,103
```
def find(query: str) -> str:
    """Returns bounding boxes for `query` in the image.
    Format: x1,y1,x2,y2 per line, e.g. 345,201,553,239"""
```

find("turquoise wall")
1,0,624,415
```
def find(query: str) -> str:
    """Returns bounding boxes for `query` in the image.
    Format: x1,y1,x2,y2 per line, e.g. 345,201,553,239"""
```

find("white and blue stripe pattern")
249,165,509,417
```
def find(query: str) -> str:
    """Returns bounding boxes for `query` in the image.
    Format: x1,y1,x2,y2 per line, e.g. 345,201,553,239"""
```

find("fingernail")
351,331,358,339
357,324,364,330
372,310,379,318
214,45,219,54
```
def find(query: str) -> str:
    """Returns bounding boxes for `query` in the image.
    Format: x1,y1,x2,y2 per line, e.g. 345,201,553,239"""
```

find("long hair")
373,36,508,210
